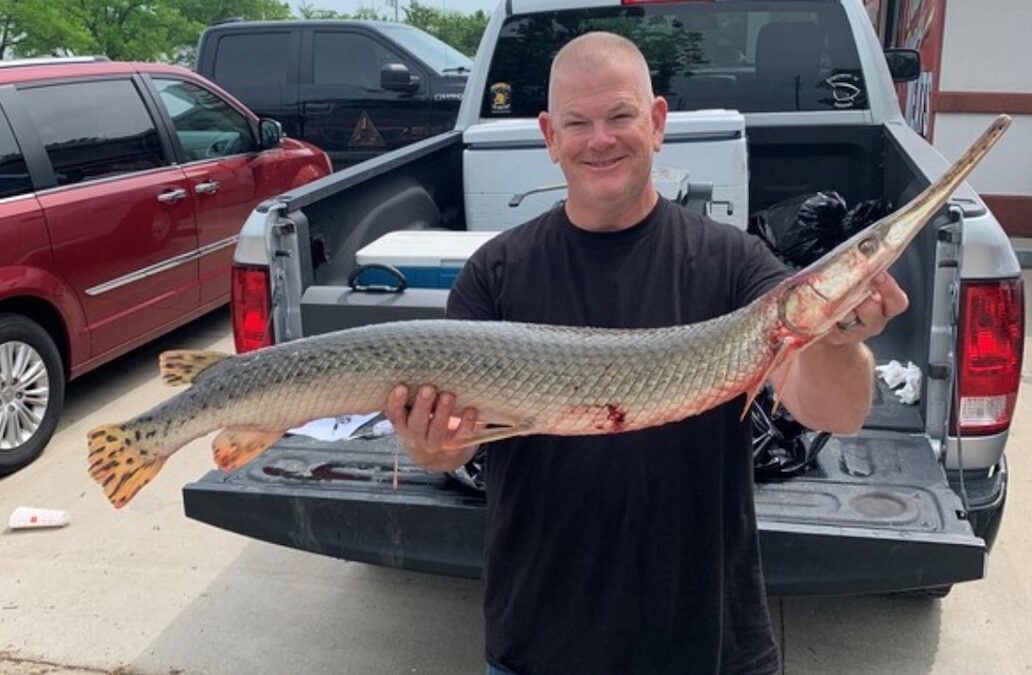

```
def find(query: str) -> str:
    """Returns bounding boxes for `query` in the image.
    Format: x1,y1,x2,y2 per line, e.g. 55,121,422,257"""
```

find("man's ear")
651,96,669,152
538,112,560,163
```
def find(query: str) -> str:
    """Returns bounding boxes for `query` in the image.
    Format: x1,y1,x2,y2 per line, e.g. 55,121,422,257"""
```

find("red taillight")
231,265,273,353
954,278,1024,436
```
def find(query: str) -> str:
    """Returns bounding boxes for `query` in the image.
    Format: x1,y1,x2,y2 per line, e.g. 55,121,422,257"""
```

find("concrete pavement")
2,279,1031,673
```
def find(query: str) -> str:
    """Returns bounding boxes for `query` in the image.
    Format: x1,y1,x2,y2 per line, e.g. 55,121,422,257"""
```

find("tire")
0,314,65,475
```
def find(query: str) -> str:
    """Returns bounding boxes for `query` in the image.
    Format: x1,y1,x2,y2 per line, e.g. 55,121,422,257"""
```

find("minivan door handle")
157,188,188,204
305,102,332,113
195,180,220,195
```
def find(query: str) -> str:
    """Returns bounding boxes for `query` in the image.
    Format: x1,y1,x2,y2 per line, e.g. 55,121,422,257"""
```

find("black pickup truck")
195,19,470,169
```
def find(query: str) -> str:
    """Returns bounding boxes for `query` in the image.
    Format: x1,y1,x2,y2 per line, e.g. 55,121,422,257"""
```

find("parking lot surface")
2,275,1031,674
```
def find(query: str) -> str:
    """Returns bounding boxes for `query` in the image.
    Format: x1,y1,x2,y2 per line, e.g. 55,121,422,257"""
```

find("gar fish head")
776,114,1012,341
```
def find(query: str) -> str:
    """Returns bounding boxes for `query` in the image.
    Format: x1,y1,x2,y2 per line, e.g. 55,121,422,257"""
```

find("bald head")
548,32,653,113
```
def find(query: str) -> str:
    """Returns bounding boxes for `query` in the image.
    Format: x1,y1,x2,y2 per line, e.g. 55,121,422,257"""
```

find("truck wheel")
0,314,65,475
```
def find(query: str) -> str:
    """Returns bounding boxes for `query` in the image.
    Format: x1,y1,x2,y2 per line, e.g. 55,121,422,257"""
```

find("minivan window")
20,79,166,186
314,32,408,89
483,1,866,117
213,32,291,86
378,24,473,74
154,78,257,161
0,109,32,198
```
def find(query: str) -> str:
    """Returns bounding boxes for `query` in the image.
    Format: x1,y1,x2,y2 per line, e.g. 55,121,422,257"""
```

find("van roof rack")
0,56,110,69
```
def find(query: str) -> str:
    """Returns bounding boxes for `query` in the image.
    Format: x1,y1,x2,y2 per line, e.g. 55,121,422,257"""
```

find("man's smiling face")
538,58,667,227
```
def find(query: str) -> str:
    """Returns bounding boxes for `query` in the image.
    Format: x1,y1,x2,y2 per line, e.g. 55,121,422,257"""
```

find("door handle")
195,180,220,195
157,188,188,204
305,102,332,113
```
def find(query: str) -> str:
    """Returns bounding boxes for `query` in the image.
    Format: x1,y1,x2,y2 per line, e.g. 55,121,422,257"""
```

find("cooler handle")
347,263,409,293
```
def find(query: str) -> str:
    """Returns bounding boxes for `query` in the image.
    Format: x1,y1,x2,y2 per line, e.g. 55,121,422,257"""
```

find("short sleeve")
735,233,789,308
447,249,498,321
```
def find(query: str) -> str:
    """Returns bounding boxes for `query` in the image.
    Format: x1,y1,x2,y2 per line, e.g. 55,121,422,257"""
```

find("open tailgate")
183,430,984,595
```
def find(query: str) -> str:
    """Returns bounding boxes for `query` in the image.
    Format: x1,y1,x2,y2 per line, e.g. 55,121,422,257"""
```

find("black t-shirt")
447,197,788,675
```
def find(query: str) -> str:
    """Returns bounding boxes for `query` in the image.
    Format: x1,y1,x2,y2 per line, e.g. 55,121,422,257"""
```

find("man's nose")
586,121,617,149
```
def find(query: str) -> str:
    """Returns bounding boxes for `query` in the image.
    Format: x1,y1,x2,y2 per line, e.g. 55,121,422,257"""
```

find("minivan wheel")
0,314,65,475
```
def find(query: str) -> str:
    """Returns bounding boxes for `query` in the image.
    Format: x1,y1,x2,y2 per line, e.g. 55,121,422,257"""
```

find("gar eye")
858,237,878,256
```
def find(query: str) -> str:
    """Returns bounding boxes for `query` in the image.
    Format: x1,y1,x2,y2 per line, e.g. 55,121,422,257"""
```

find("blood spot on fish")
605,404,627,432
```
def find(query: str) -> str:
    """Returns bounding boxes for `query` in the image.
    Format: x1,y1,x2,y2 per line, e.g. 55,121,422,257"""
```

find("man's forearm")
774,341,875,434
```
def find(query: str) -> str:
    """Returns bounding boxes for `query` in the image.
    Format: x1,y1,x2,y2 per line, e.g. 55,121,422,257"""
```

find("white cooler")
355,230,499,289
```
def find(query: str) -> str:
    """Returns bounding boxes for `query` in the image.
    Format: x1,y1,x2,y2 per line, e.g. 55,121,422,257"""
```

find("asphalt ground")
2,273,1031,674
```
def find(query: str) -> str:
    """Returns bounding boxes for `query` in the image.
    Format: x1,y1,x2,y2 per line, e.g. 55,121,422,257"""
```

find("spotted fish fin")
88,424,167,509
160,350,231,387
741,339,798,421
212,427,285,471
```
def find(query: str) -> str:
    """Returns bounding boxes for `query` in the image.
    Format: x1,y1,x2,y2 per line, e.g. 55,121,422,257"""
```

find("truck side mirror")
884,49,921,82
259,118,283,149
381,63,420,93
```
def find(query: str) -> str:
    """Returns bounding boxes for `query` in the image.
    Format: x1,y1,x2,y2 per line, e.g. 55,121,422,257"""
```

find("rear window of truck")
482,1,866,118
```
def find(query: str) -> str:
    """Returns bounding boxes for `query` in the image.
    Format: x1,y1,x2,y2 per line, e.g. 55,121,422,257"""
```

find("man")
385,32,907,674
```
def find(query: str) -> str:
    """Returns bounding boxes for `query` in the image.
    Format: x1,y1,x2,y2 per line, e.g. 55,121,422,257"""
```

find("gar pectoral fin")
88,424,167,509
160,350,231,386
741,338,798,421
212,427,285,471
442,420,537,449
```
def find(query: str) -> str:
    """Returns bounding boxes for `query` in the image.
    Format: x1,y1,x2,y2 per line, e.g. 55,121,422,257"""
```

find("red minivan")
0,57,331,473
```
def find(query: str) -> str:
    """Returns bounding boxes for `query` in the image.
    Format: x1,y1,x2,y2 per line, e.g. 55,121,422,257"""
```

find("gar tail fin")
212,427,285,471
88,424,167,509
160,350,230,386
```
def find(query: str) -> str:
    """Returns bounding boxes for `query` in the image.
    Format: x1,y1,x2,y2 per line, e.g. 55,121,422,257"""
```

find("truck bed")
183,399,984,596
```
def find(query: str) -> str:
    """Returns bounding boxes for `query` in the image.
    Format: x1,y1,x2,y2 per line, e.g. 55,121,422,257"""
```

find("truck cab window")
153,78,257,161
19,80,166,186
483,1,866,117
213,32,291,87
0,109,31,198
314,32,411,90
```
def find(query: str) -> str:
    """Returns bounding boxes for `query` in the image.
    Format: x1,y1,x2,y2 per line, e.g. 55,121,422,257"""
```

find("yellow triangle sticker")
349,111,386,148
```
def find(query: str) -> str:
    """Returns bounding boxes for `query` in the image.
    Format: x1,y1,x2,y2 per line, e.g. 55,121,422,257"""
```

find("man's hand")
772,272,908,434
384,384,481,472
822,272,910,346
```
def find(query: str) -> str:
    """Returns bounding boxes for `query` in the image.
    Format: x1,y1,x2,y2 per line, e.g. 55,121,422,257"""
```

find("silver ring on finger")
836,314,863,332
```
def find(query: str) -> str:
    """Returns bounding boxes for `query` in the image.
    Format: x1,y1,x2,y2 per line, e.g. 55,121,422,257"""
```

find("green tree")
296,1,349,19
176,0,292,26
0,0,93,57
69,0,199,61
403,0,488,56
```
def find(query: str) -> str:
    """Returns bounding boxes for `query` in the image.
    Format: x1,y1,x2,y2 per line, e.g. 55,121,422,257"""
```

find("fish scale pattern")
136,301,782,452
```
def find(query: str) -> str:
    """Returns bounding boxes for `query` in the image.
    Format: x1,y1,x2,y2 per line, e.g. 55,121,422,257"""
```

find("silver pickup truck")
184,0,1023,596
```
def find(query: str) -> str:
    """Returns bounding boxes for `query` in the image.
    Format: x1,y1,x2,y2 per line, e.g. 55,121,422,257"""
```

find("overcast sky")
291,0,498,18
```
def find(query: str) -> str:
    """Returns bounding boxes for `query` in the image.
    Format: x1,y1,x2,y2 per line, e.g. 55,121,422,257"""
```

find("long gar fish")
89,115,1011,508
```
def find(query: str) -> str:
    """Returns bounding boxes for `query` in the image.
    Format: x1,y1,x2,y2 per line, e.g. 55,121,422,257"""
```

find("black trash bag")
751,385,830,481
748,193,894,268
747,193,813,259
842,197,893,238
